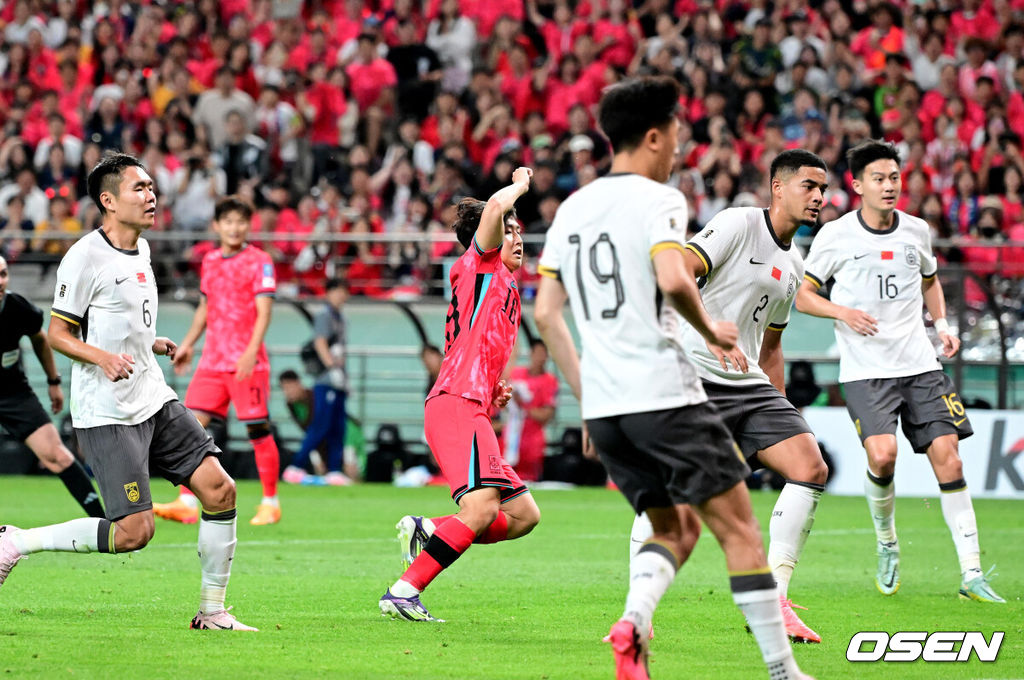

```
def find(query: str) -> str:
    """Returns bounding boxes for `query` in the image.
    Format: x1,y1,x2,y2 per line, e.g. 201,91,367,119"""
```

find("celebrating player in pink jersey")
153,196,284,527
379,166,539,622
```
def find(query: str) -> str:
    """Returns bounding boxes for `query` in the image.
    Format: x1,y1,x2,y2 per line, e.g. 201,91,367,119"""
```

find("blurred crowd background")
0,0,1022,303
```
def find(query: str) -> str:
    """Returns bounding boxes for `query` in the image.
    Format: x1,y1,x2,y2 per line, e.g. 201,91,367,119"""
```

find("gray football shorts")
75,400,220,520
701,380,813,459
843,370,973,453
586,401,750,514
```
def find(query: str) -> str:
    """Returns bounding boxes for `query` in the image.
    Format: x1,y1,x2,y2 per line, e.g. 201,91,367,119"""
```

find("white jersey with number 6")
802,209,940,383
51,229,176,428
682,207,805,386
538,173,706,420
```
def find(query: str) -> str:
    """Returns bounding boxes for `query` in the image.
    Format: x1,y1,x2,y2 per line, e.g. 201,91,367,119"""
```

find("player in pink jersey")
379,166,540,622
153,196,284,527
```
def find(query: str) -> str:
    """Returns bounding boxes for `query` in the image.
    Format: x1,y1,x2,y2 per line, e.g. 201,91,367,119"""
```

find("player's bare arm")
236,295,272,380
48,315,135,382
653,247,738,350
681,248,746,370
758,328,786,395
795,278,878,336
29,330,63,413
535,275,594,456
172,295,208,374
922,275,959,358
535,275,582,400
476,166,532,251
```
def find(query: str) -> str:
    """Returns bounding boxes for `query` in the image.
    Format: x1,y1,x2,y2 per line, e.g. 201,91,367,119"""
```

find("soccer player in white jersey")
0,152,259,630
795,140,1003,604
536,76,812,680
631,149,831,643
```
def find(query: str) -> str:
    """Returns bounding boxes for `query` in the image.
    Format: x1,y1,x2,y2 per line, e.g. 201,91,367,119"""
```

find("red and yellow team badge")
124,482,140,503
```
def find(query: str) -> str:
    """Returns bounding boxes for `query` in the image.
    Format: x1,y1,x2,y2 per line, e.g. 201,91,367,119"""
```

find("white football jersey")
682,208,804,386
803,209,940,382
538,173,706,419
51,229,176,428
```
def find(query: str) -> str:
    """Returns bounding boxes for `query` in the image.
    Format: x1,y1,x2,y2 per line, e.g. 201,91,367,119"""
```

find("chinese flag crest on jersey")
771,266,782,280
881,251,894,260
136,272,147,283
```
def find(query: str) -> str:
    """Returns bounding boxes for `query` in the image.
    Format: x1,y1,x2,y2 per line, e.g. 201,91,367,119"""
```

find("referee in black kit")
0,255,104,517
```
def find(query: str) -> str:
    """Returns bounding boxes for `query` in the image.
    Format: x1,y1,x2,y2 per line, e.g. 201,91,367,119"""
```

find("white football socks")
622,541,678,634
767,483,822,600
10,518,108,554
865,471,897,544
629,512,653,561
939,481,982,579
732,582,802,679
198,509,237,615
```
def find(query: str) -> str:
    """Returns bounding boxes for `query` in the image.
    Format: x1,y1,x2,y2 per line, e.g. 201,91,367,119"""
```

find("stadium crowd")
0,0,1022,298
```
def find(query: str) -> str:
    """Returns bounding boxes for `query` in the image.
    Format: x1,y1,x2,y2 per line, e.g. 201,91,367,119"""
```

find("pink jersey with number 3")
197,245,276,372
428,241,520,406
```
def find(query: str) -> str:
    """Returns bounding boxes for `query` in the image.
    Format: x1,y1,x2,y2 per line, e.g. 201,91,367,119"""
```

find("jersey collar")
98,228,140,255
220,244,250,259
857,209,899,235
762,209,791,251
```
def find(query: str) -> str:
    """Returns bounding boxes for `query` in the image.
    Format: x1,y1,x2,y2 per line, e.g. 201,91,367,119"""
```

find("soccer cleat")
379,589,444,622
249,503,281,526
189,606,258,631
0,525,24,587
152,498,199,524
875,540,900,595
282,465,307,484
605,619,650,680
324,471,353,486
397,516,434,570
780,596,821,644
959,575,1006,604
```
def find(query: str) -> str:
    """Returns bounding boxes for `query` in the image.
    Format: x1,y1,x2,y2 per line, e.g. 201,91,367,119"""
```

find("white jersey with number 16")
538,173,706,420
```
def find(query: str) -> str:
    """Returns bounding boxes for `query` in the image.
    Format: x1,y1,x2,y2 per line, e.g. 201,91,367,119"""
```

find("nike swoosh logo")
882,573,896,588
749,258,765,265
209,621,233,629
964,532,977,538
854,254,868,260
115,277,129,285
954,417,967,426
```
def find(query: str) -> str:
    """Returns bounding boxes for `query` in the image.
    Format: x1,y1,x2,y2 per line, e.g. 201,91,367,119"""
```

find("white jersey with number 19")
51,229,176,428
538,173,706,420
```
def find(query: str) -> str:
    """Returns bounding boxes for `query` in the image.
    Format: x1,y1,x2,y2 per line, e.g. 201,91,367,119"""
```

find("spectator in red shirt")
527,0,588,65
505,340,558,482
959,38,1001,100
592,0,641,69
346,32,398,155
851,3,904,74
951,0,1000,44
297,62,347,186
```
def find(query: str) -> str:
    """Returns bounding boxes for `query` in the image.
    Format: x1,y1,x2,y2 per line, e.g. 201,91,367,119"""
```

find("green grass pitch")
1,478,1021,679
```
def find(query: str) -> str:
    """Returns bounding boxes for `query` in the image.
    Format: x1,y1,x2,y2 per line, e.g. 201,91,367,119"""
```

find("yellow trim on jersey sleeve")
683,243,710,272
803,273,823,289
50,311,80,326
537,265,560,280
921,271,937,280
649,241,686,258
766,322,788,331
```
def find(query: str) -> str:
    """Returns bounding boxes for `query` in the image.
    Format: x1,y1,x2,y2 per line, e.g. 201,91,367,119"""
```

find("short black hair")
278,369,300,382
769,149,827,183
451,197,518,250
325,277,349,292
846,140,901,180
529,339,547,352
214,195,254,221
87,152,146,215
597,76,680,153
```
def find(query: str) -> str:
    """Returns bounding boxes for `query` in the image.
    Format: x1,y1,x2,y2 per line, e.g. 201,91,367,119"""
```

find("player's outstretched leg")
188,457,257,630
927,436,1004,603
697,483,812,680
1,516,126,589
153,486,200,524
397,502,536,571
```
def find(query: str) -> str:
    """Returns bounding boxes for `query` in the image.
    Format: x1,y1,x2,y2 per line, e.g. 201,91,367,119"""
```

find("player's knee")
246,423,272,440
519,504,541,533
205,475,237,511
806,457,829,486
116,517,155,552
866,448,897,475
